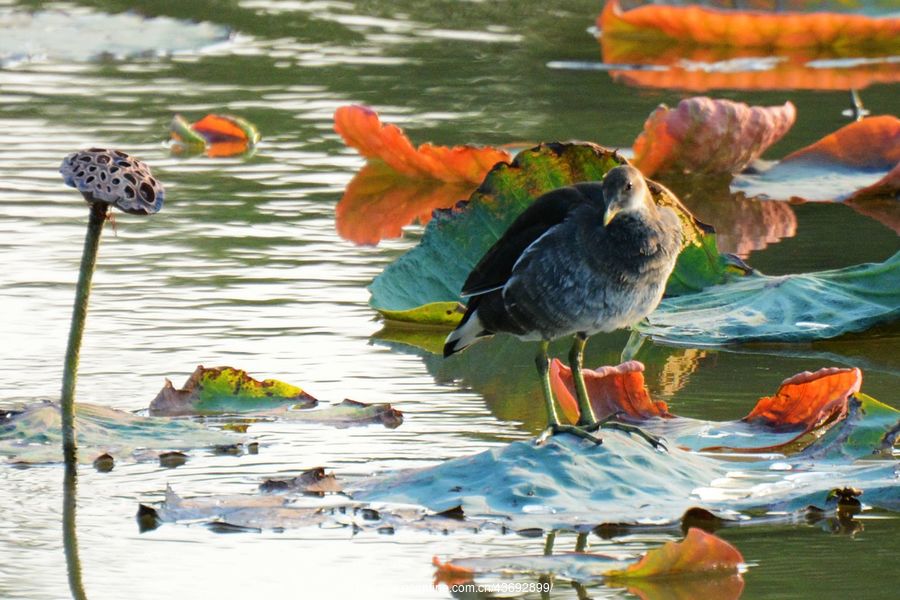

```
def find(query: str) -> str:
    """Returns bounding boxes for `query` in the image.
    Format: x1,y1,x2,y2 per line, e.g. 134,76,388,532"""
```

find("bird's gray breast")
501,205,680,340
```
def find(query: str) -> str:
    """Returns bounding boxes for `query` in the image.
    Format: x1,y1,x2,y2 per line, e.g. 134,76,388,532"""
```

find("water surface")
0,1,897,598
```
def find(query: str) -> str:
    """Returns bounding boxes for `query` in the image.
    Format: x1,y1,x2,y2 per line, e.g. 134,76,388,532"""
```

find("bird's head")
601,165,651,227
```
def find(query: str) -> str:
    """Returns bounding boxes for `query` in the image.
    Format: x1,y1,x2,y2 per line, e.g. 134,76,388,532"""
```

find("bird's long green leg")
61,202,109,463
535,340,560,427
569,333,596,427
535,341,603,445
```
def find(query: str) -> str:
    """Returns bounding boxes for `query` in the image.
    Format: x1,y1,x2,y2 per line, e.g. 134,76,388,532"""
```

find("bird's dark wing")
461,183,604,297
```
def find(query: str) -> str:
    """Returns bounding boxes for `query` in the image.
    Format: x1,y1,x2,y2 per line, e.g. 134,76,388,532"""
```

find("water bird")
58,149,163,461
444,165,681,446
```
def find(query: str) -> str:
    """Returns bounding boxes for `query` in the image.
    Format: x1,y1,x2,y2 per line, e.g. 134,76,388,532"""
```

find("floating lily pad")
148,367,402,428
369,142,745,322
732,115,900,202
0,402,241,465
640,251,900,345
354,363,897,529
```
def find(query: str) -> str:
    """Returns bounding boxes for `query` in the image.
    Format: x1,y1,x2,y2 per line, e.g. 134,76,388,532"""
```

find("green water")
0,1,897,598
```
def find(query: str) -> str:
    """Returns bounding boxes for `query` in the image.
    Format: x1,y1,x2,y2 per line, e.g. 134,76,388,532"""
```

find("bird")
443,164,681,446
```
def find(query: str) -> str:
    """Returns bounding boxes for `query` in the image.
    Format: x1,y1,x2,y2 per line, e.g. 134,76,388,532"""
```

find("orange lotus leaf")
781,115,900,170
550,359,670,425
170,114,260,157
432,556,475,588
334,105,511,184
335,163,475,245
606,528,744,579
632,97,795,177
743,367,861,432
599,0,900,50
191,114,252,143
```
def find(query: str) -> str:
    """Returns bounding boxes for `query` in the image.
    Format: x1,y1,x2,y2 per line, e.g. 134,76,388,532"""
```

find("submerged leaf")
606,528,743,579
334,105,510,183
283,399,404,429
633,97,796,177
149,366,317,416
0,401,241,465
640,251,900,345
369,142,743,321
598,0,900,50
731,115,900,201
550,359,671,425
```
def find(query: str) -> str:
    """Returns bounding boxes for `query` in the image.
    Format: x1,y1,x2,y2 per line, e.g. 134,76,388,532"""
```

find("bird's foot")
583,414,666,451
536,424,603,446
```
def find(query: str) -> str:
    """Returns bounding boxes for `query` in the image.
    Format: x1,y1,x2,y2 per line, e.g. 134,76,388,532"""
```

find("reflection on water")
63,461,87,600
0,0,897,599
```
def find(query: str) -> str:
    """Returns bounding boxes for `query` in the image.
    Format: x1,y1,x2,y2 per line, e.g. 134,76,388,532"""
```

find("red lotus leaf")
743,367,861,432
598,0,900,50
335,163,475,246
606,528,744,579
432,556,475,588
781,115,900,171
334,105,510,184
632,97,796,177
550,359,671,425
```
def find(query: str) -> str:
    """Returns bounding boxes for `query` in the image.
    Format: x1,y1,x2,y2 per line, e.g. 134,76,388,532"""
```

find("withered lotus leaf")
743,367,861,432
334,105,510,184
605,527,743,579
632,97,796,177
149,366,317,416
599,0,900,50
549,359,671,425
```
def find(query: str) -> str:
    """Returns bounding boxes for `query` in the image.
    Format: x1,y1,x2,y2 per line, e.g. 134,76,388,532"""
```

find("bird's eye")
625,182,633,191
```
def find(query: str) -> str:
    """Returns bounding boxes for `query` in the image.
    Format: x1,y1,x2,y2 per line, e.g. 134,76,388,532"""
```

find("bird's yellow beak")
603,206,619,227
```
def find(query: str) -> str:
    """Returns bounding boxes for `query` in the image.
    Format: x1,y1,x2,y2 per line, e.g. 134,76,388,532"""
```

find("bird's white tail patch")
443,310,486,357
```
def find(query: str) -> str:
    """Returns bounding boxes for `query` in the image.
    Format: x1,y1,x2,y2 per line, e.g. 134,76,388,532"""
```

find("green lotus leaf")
369,142,744,321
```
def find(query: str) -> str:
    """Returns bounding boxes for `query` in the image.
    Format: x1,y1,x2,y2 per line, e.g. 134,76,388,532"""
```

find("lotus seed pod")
59,148,164,215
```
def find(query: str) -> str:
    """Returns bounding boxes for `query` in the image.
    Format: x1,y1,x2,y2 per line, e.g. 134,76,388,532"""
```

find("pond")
0,0,898,598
